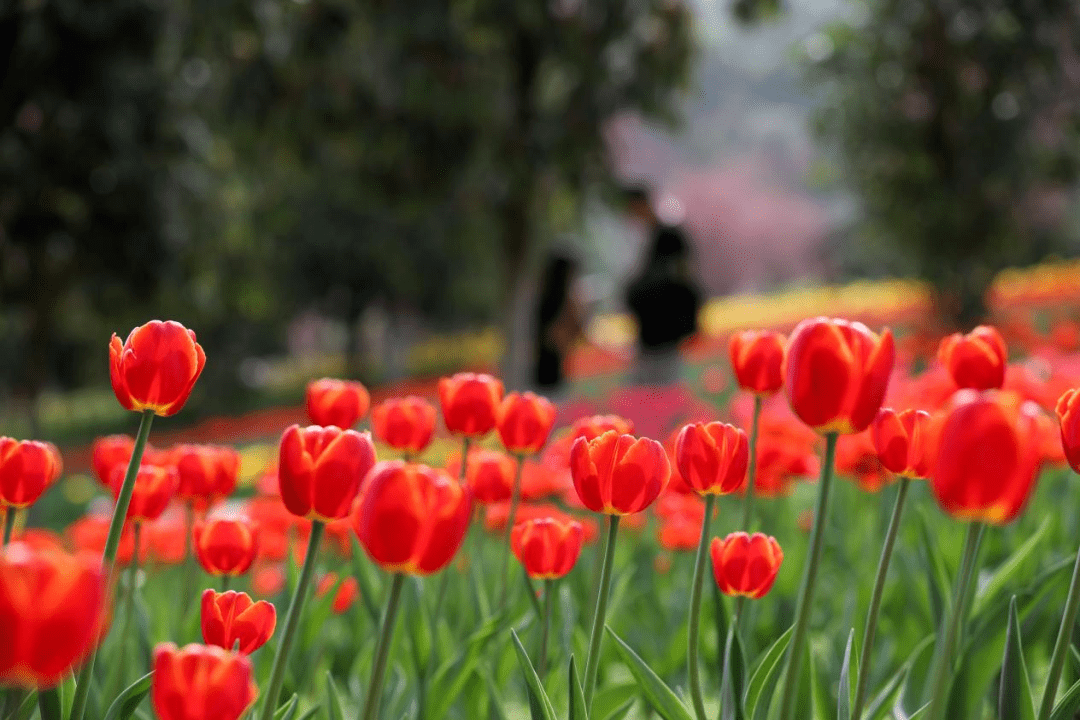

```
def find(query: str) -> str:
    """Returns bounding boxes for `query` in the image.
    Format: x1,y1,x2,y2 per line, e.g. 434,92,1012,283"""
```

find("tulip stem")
851,476,911,720
539,578,554,678
740,395,763,531
70,408,154,720
1037,539,1080,719
258,520,324,720
37,687,61,720
361,572,406,720
584,514,620,711
926,521,985,720
720,603,742,719
111,522,142,700
688,493,717,720
221,575,231,592
777,431,838,720
2,509,15,546
499,453,526,609
180,500,198,619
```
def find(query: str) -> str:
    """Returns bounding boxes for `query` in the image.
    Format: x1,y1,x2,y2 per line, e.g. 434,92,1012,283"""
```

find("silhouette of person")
623,187,701,385
533,250,585,392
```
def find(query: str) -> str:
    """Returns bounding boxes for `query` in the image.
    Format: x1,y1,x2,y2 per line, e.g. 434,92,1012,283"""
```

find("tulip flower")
570,431,670,516
370,396,437,456
570,414,634,441
91,434,145,488
316,574,359,614
511,517,584,580
1057,388,1080,473
110,320,206,417
152,643,257,720
110,462,179,524
454,448,516,504
0,543,107,688
277,425,377,522
438,372,505,437
173,444,241,505
306,378,371,429
729,330,786,395
195,517,259,578
938,325,1007,390
201,590,276,654
497,392,557,454
710,532,784,599
0,438,62,523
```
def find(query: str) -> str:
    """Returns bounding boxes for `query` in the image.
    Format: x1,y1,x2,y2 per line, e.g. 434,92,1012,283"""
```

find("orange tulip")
151,643,257,720
306,378,371,429
353,461,471,575
0,543,107,687
938,325,1007,391
0,438,62,509
729,330,786,395
194,517,259,577
1057,388,1080,473
110,320,206,416
497,392,557,454
710,532,784,599
277,425,377,522
316,573,359,614
871,408,931,478
674,422,749,495
173,445,241,504
201,590,276,654
569,431,669,515
511,517,584,579
438,372,504,437
785,317,895,434
111,462,179,523
370,396,437,454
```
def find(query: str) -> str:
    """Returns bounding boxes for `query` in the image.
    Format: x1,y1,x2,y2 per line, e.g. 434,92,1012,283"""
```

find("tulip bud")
0,438,62,509
729,330,786,395
201,589,276,654
570,431,669,516
710,532,784,599
438,372,504,437
511,517,584,579
306,378,371,429
938,325,1007,390
110,320,206,416
151,643,257,720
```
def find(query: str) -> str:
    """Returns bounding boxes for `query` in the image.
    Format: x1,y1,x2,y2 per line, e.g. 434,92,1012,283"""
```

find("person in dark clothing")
534,251,585,391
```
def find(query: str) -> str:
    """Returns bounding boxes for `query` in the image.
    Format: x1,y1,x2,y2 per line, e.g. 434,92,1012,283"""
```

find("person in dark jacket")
533,250,585,392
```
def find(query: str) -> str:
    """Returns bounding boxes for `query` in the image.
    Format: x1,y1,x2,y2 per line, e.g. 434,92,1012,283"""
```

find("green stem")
37,687,61,720
583,515,620,710
720,603,742,718
500,453,526,608
2,508,15,546
740,395,764,531
851,477,911,720
777,431,839,720
70,408,154,720
688,494,718,720
522,566,543,620
221,575,231,592
112,522,142,700
539,579,554,678
258,520,325,720
361,573,407,720
1037,539,1080,719
926,521,985,720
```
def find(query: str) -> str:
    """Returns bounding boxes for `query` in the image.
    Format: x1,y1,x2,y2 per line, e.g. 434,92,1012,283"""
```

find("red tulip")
251,564,286,597
930,390,1041,524
194,517,259,576
785,317,895,434
497,392,557,454
871,408,931,478
511,517,584,579
110,320,206,416
277,425,377,522
451,448,516,504
173,445,241,504
570,415,634,441
306,378,371,429
66,514,146,566
0,438,62,509
316,574,359,614
91,435,139,487
201,590,276,654
0,543,107,687
483,502,599,543
1056,388,1080,473
370,396,437,454
729,330,786,395
438,372,504,437
112,462,179,523
353,461,471,575
144,512,189,565
151,643,257,720
570,431,669,515
710,532,784,599
938,325,1007,390
674,422,749,495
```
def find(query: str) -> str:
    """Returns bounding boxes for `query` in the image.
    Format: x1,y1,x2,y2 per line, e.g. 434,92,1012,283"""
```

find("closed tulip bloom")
110,320,206,416
438,372,505,437
570,431,670,515
112,463,179,523
173,445,241,503
353,461,471,575
151,643,257,720
938,325,1007,390
570,414,635,441
729,330,786,395
277,425,377,522
497,392,557,454
306,378,371,429
370,396,437,453
1056,388,1080,473
674,422,749,495
931,390,1041,524
91,435,139,487
710,532,784,599
0,438,62,509
194,517,259,577
871,408,931,478
785,317,895,434
455,448,516,504
0,543,107,687
511,517,584,579
201,590,276,654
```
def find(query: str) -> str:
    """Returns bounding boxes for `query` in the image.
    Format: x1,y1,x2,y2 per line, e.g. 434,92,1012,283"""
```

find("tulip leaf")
917,509,951,626
862,634,933,720
13,691,38,720
427,612,504,718
721,626,748,720
295,708,320,720
272,694,299,720
837,628,856,720
102,672,153,720
600,697,637,720
998,597,1036,720
511,629,558,720
38,688,62,720
605,626,693,720
347,534,383,623
1049,676,1080,720
569,655,589,720
591,683,638,720
325,672,345,720
744,625,794,720
973,518,1050,619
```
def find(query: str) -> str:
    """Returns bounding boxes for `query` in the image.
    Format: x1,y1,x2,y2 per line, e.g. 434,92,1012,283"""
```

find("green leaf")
605,626,693,720
862,635,933,720
918,510,952,626
511,629,558,720
325,672,345,720
103,672,153,720
600,697,637,720
295,708,319,720
973,518,1050,618
13,691,38,720
569,655,589,720
998,597,1036,720
744,625,794,720
906,702,930,719
591,683,637,720
838,628,856,720
38,688,62,720
348,534,382,623
272,694,299,720
426,611,504,718
1049,676,1080,720
722,627,747,720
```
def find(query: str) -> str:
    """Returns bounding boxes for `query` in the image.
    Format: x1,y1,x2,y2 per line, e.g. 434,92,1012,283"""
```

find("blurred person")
624,186,702,385
533,249,586,394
